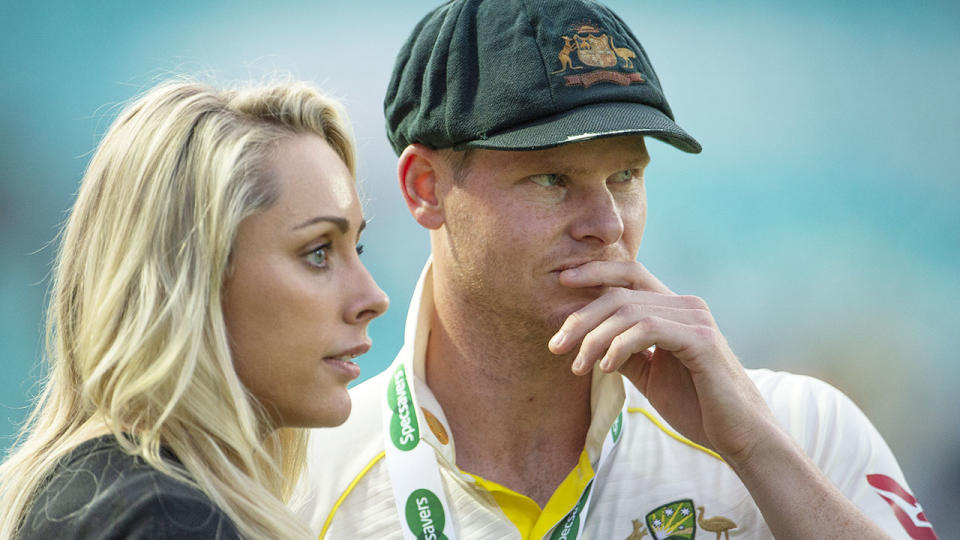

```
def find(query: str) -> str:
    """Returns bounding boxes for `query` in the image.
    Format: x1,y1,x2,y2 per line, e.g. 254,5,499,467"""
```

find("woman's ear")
398,144,445,230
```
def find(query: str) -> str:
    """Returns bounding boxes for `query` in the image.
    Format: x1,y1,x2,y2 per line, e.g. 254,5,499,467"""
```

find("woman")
0,79,388,539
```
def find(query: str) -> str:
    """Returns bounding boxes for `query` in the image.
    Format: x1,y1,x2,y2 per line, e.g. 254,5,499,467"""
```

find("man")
298,1,937,538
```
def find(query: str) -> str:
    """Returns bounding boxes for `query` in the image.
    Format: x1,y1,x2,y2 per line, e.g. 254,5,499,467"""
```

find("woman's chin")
270,390,353,429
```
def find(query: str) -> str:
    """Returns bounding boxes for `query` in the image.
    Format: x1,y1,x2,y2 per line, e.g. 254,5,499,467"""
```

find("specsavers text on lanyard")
382,363,626,540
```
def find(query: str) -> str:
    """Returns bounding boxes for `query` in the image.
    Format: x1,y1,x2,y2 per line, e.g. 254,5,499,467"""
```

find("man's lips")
552,259,596,273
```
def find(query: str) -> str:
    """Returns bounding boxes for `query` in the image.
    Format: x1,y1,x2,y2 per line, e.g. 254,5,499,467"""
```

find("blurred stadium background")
2,0,957,535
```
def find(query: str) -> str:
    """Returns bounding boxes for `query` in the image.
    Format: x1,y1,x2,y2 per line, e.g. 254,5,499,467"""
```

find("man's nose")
568,188,624,246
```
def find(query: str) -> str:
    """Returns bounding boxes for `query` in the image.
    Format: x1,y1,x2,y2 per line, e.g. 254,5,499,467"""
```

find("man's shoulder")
620,367,846,408
743,367,861,421
744,366,838,394
621,368,871,449
740,368,889,467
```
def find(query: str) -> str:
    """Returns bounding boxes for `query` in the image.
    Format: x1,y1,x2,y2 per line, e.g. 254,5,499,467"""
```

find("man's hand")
547,260,774,464
547,260,893,538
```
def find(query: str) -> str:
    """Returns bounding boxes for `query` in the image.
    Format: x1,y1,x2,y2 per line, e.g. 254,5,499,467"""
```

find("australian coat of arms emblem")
552,23,644,88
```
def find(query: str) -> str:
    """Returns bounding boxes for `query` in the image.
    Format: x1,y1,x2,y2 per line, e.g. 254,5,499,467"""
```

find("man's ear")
398,144,446,230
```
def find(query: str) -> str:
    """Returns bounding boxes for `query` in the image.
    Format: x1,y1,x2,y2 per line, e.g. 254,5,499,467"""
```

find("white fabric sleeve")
750,369,939,539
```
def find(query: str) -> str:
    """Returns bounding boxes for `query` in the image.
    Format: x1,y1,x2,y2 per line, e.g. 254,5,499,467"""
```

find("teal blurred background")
2,0,957,535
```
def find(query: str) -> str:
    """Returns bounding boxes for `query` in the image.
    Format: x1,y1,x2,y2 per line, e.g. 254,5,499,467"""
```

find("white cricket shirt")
295,260,935,539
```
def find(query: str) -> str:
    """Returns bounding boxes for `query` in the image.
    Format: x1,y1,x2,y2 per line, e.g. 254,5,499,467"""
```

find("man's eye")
610,170,634,183
529,174,562,187
306,244,330,268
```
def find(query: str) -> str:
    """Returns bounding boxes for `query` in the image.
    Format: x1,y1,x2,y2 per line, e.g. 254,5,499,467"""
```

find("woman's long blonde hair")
0,78,357,539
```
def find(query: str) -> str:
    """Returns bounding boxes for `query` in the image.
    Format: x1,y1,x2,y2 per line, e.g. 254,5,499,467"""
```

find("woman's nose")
345,262,389,324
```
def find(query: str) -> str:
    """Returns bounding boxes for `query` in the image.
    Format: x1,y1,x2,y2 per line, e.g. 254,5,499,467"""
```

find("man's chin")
545,299,593,331
543,282,606,324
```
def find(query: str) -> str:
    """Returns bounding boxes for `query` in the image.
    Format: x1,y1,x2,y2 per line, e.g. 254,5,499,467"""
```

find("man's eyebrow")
541,154,650,177
292,216,362,233
551,160,648,177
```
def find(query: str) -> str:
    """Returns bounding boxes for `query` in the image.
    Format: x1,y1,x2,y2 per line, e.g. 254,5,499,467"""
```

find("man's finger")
559,260,673,294
598,316,702,373
569,303,700,374
550,291,710,355
568,315,701,376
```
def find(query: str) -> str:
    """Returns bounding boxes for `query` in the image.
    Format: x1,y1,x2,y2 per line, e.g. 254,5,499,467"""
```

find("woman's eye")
306,244,330,268
529,174,562,187
356,244,365,256
610,170,634,183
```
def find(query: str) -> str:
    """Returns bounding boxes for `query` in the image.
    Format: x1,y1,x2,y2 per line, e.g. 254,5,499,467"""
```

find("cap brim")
457,101,701,154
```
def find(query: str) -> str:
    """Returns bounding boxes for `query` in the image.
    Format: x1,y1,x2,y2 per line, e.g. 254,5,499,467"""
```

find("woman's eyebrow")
292,216,348,232
291,216,368,235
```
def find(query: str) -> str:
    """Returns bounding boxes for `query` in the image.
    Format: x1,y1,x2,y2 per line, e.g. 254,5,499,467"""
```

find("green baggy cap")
385,0,701,155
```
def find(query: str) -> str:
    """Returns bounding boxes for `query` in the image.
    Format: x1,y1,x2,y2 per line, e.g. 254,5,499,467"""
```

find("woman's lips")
323,343,370,380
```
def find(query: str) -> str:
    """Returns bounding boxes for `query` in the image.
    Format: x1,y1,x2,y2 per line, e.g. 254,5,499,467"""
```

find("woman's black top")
19,435,241,539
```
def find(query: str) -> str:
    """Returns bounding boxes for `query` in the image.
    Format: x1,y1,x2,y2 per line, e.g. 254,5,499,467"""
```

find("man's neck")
424,305,592,507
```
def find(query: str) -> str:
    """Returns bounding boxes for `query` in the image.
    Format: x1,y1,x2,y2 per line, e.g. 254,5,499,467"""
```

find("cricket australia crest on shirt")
643,499,696,539
551,22,644,87
628,500,739,540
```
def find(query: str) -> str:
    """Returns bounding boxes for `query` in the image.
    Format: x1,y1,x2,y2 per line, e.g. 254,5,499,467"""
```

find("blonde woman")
0,79,388,539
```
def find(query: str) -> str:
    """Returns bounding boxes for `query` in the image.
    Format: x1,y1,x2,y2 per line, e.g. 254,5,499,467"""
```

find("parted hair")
0,78,356,539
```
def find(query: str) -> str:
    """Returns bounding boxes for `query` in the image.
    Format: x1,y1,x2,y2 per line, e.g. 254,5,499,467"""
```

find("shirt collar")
395,258,626,469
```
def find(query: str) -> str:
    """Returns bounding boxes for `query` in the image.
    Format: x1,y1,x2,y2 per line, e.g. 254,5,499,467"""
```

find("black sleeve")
92,486,244,539
19,439,244,540
21,467,243,540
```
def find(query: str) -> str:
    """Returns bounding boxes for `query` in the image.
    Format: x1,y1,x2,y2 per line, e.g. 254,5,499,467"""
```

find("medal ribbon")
382,362,458,540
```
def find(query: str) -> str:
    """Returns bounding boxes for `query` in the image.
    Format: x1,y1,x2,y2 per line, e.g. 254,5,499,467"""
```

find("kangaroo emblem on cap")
552,36,584,74
553,23,645,88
